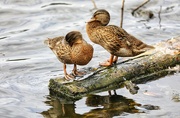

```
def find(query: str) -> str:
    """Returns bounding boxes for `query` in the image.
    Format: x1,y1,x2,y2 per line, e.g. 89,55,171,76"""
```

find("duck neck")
86,21,103,44
86,21,103,29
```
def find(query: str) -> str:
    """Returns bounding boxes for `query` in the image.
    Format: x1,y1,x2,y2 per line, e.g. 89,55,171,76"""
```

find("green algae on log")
49,36,180,100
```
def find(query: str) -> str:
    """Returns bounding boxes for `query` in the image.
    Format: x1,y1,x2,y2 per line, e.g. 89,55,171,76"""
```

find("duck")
44,31,94,80
86,9,154,66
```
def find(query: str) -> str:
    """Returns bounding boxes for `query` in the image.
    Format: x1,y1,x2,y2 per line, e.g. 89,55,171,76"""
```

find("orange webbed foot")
72,70,85,77
72,64,85,77
100,55,118,67
99,60,112,67
64,74,75,80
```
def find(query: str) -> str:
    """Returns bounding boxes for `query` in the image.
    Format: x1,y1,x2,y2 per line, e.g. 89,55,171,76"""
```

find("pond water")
0,0,179,118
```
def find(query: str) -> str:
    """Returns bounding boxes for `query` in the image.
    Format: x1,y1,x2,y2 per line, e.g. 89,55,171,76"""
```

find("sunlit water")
0,0,179,118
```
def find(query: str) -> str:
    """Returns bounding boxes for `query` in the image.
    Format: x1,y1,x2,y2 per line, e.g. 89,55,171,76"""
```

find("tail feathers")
143,44,155,50
133,44,154,55
137,42,154,50
44,38,50,45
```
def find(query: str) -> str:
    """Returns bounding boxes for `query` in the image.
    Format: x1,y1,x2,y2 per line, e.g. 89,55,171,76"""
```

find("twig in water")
158,5,162,29
120,0,125,28
132,0,150,15
91,0,97,9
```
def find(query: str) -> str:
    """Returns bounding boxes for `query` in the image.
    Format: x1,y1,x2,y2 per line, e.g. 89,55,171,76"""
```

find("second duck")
86,9,154,66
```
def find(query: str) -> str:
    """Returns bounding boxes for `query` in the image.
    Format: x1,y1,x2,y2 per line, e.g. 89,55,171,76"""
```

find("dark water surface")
0,0,179,118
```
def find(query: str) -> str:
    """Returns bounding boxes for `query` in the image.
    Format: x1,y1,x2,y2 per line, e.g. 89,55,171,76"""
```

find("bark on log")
49,36,180,100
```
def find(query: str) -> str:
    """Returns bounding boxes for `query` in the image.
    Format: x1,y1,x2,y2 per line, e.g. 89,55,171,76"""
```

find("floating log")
49,36,180,100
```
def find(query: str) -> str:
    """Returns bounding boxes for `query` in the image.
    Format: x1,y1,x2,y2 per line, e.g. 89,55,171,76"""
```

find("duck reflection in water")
85,94,141,117
41,94,159,118
41,96,83,118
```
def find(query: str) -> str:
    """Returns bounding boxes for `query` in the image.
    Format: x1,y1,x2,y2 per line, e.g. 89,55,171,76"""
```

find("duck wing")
92,25,131,55
108,25,154,50
92,25,153,56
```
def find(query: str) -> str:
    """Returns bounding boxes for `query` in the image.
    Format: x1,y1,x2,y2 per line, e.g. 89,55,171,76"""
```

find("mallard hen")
44,31,93,80
86,9,154,66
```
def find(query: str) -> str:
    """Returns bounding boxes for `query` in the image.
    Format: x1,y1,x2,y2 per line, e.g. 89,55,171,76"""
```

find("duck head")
88,9,110,26
65,31,83,47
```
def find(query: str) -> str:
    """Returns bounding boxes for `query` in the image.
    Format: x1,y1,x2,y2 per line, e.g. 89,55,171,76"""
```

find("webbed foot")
99,61,112,67
72,70,85,77
64,74,75,80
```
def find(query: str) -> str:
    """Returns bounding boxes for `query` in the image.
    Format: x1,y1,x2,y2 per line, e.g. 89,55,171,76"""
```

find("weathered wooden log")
49,36,180,100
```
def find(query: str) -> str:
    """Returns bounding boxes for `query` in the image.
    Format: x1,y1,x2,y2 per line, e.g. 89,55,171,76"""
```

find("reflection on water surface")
42,94,160,118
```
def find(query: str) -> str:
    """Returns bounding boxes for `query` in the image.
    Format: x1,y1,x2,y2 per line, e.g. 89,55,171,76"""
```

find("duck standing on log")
44,31,94,80
86,9,154,66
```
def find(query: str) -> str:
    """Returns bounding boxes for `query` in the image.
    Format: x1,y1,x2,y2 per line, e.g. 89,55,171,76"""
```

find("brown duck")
86,9,154,66
44,31,93,80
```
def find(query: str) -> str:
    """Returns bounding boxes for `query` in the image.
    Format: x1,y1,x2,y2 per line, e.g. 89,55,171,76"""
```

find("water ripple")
41,2,71,8
6,58,30,61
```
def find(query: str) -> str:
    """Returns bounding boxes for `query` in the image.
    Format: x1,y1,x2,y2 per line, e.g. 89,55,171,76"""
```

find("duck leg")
108,91,112,96
108,90,117,96
63,64,74,80
113,56,118,63
108,56,118,64
99,55,114,66
72,64,84,77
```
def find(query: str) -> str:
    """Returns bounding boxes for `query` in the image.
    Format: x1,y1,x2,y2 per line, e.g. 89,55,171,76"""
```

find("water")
0,0,179,118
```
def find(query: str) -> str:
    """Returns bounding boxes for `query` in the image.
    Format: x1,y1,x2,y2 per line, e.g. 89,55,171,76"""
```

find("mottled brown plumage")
86,9,154,66
44,31,93,80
